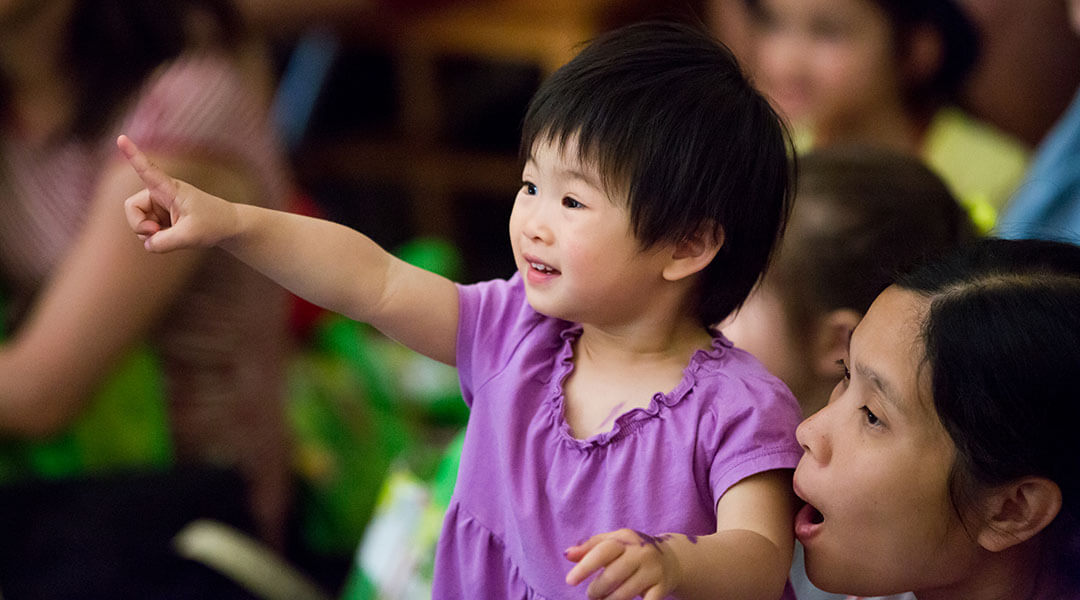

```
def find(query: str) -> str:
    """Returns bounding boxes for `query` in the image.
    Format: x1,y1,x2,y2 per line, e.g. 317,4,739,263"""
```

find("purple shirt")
433,274,803,599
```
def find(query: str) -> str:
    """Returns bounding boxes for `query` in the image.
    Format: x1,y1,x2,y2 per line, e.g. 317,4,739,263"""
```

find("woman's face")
792,286,980,596
746,0,904,135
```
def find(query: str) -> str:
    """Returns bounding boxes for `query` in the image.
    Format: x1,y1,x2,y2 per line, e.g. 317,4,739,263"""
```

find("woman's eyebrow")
853,361,901,410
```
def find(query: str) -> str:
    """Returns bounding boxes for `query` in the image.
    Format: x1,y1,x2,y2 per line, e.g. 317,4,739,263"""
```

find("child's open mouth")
529,261,559,275
525,259,562,284
794,502,825,542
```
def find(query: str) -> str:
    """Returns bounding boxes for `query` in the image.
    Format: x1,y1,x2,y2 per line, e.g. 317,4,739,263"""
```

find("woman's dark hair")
895,237,1080,582
1,0,243,139
520,20,794,327
771,144,976,332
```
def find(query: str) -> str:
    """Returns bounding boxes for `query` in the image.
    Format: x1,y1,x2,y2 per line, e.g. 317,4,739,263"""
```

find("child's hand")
117,134,237,253
565,529,680,600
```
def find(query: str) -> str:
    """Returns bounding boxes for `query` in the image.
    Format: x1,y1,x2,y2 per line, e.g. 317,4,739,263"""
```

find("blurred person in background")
992,0,1080,245
738,0,1028,232
0,0,293,559
953,0,1080,148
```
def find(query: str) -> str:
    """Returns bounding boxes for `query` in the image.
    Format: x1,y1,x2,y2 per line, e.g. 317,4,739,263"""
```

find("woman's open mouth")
794,502,825,542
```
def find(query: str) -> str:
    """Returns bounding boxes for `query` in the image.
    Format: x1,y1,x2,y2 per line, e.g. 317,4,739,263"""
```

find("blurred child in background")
723,145,975,418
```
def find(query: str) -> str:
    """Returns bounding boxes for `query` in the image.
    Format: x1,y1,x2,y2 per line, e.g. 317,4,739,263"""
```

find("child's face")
509,137,671,325
747,0,903,134
792,286,976,596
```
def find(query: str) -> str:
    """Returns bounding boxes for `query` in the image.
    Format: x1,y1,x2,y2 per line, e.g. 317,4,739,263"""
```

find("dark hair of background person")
896,237,1080,585
0,0,243,140
520,19,795,327
773,144,977,337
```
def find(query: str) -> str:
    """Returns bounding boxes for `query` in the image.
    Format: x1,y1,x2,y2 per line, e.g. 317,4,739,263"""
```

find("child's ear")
975,477,1062,553
663,225,724,282
810,308,860,379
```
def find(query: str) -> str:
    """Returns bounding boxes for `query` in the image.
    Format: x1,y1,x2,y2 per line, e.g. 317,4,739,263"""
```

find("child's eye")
522,181,537,195
562,197,584,209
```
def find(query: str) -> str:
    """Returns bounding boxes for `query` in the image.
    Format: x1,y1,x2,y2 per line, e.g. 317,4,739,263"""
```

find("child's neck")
561,316,713,439
576,317,713,365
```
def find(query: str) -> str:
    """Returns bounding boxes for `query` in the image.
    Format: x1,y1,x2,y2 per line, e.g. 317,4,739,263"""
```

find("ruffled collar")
547,324,732,449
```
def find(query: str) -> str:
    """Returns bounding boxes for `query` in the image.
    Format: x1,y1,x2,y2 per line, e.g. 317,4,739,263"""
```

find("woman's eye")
562,197,583,209
860,406,882,428
522,181,537,195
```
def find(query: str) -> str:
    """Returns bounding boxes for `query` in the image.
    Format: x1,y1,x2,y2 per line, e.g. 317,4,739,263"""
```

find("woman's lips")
794,502,825,542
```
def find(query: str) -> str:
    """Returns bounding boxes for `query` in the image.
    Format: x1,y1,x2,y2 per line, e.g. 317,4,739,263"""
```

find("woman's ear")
810,308,861,379
663,225,724,282
975,477,1062,553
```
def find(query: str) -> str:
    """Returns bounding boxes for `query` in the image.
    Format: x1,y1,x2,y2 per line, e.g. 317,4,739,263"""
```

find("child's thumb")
143,227,185,254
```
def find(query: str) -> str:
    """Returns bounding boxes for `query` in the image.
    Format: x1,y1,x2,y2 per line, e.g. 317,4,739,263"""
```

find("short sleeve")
703,371,803,503
455,273,543,407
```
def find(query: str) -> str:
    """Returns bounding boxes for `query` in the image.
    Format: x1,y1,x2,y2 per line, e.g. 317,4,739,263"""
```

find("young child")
118,21,805,600
795,238,1080,599
723,145,975,418
741,0,1028,232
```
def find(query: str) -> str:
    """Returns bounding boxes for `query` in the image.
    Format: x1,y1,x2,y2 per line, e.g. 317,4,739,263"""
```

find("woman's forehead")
852,287,936,414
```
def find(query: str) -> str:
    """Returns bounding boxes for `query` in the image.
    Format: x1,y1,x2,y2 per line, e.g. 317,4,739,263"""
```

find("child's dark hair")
895,238,1080,583
520,20,794,327
771,144,975,332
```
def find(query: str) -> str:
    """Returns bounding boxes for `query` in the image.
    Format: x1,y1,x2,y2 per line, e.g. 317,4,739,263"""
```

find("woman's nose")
795,407,830,465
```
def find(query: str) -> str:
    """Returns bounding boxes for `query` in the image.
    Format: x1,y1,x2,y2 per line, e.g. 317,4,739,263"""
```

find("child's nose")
521,203,553,242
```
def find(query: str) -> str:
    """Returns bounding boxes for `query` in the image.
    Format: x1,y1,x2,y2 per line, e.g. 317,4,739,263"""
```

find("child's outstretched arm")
117,135,460,365
565,469,797,600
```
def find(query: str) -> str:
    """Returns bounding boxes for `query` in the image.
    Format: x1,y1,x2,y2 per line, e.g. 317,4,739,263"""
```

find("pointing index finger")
116,134,177,198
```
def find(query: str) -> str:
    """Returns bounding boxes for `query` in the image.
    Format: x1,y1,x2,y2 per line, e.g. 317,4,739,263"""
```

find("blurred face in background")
745,0,905,136
722,282,816,412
